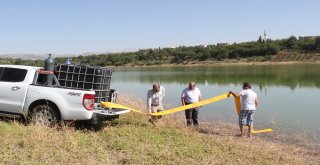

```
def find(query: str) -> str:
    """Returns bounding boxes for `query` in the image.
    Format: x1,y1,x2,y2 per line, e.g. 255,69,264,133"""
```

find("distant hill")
0,52,114,60
0,54,78,60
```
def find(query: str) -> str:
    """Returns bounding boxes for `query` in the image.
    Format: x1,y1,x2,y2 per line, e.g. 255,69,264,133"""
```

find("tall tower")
264,30,267,43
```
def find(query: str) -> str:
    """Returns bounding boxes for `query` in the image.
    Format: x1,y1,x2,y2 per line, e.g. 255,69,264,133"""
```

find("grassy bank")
107,52,320,67
2,50,320,68
0,95,319,164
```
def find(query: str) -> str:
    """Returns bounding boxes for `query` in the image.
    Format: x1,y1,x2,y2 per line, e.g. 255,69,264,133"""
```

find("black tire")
29,104,60,127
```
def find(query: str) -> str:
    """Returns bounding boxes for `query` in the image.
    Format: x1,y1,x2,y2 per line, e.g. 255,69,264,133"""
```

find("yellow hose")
101,93,272,134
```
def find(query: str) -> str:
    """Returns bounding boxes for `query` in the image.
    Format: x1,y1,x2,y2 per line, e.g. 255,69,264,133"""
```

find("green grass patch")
0,114,312,164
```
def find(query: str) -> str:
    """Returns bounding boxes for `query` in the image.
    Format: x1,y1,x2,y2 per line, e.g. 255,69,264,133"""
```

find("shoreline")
111,60,320,68
117,92,320,146
115,93,320,163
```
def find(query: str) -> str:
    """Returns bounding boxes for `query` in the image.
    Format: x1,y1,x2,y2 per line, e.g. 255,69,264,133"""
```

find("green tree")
258,35,262,43
286,36,298,50
216,48,229,60
14,58,23,65
298,39,315,51
315,37,320,50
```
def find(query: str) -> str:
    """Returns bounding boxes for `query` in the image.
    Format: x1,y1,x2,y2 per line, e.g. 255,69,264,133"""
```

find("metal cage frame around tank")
54,64,113,103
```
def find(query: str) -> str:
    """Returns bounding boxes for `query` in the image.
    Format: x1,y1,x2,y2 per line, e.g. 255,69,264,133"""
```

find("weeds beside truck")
0,64,129,126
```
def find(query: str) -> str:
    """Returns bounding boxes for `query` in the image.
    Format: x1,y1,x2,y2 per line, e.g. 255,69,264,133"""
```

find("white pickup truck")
0,65,129,126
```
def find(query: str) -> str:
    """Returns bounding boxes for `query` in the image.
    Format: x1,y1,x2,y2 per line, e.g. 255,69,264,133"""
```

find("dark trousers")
185,103,199,126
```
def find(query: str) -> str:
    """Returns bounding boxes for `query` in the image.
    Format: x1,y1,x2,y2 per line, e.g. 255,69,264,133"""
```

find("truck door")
0,67,28,114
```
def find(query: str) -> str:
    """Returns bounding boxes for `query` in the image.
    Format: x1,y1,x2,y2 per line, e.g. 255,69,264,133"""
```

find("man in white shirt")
147,83,165,125
181,82,202,126
229,82,259,138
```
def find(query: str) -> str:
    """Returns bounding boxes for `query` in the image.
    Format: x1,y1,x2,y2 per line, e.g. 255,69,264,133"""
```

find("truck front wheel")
29,104,60,127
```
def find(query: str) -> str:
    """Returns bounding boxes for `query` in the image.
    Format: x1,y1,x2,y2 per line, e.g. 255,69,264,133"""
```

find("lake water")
110,64,320,133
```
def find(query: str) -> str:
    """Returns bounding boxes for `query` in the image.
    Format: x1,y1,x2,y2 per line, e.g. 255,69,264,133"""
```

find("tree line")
2,36,320,67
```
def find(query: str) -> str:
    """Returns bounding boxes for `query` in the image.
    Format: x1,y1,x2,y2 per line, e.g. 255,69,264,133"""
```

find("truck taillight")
83,94,95,111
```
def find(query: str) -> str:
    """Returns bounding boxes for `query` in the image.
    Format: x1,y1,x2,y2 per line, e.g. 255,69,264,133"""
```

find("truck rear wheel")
30,104,60,127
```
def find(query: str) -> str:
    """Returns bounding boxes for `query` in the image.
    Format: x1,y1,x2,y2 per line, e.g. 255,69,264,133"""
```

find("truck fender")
27,99,61,121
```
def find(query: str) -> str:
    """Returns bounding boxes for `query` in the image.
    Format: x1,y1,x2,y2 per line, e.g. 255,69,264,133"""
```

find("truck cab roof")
0,65,43,70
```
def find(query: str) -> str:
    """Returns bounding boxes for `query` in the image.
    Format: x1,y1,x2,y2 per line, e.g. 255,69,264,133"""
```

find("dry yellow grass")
0,93,319,164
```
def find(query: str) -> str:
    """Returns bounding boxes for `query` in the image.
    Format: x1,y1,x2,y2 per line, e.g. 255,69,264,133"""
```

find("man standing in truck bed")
147,83,165,125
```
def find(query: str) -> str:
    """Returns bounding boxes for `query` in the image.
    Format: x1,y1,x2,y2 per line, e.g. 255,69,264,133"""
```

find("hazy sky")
0,0,319,55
